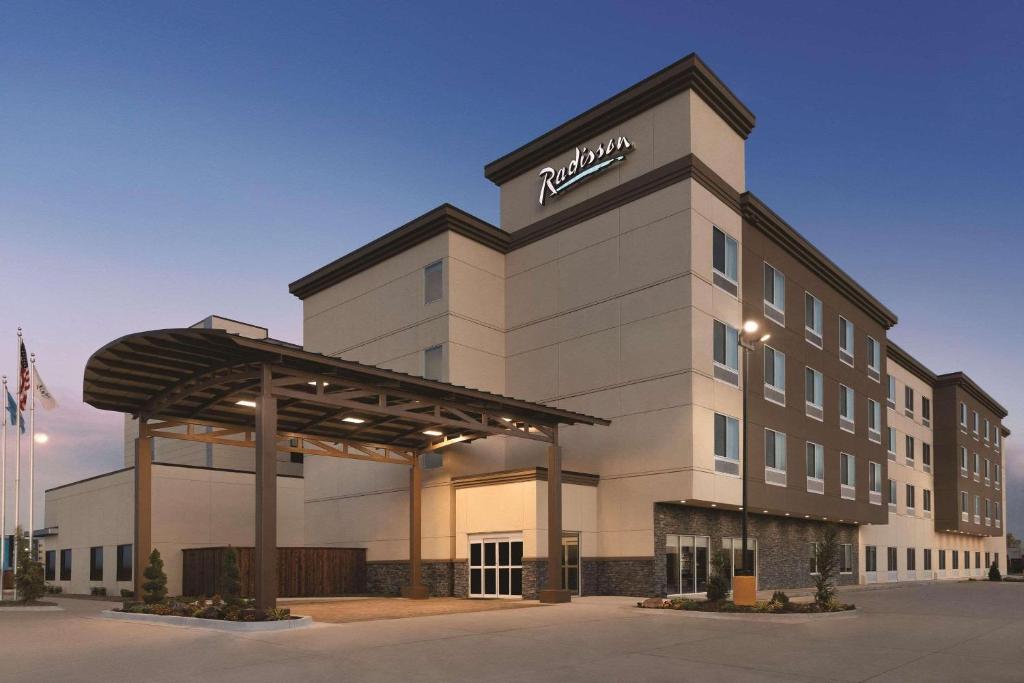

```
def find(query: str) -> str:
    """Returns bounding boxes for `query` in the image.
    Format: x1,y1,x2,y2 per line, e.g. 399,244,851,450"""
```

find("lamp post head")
742,320,759,334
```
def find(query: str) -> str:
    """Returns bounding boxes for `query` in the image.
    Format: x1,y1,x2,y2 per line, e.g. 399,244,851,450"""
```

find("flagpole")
1,375,7,598
13,329,21,586
28,353,35,562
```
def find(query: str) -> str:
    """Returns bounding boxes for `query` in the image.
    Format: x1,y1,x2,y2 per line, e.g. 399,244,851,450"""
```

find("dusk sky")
2,2,1022,535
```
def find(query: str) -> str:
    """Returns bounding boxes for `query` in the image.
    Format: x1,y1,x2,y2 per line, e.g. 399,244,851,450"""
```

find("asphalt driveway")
2,581,1022,682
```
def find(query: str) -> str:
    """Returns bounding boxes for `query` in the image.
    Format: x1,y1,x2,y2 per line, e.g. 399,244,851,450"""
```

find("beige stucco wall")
43,465,305,596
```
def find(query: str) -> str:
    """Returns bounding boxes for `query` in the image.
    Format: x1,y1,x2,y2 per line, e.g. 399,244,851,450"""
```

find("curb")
0,606,64,613
100,610,314,632
639,607,859,624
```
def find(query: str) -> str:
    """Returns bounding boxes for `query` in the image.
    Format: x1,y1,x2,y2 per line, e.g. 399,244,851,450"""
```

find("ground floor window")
975,552,981,570
939,550,946,570
906,548,916,571
469,536,523,598
887,547,898,572
985,552,991,569
964,551,970,570
561,533,580,595
952,550,959,570
90,546,104,581
924,549,932,571
865,545,877,572
116,544,132,582
840,544,853,574
721,537,757,583
666,535,709,595
60,548,72,581
45,550,55,581
808,542,819,575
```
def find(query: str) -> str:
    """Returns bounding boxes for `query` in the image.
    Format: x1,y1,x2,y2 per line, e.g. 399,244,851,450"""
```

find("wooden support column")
254,365,278,610
401,453,428,598
133,422,153,600
539,427,571,603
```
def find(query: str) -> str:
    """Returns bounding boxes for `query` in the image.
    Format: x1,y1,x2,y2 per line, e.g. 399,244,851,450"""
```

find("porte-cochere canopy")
83,328,609,608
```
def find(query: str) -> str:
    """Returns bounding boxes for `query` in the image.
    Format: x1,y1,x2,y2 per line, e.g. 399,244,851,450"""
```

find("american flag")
17,338,30,412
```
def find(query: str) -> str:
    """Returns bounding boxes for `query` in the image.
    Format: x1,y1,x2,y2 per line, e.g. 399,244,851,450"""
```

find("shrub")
989,562,1002,581
813,526,840,609
219,547,242,604
120,588,134,599
13,527,45,603
90,586,107,597
770,590,790,607
45,584,63,594
142,549,168,604
265,607,291,621
705,549,731,601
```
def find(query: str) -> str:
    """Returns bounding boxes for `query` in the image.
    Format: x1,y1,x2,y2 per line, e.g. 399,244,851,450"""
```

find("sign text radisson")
537,135,634,205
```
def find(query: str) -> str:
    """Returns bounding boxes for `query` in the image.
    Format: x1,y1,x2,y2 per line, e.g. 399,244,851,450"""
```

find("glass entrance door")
561,533,580,595
666,535,710,594
469,536,523,598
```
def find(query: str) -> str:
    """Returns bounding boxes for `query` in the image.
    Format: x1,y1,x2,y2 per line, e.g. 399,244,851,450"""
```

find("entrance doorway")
469,535,523,598
562,533,580,595
666,535,709,595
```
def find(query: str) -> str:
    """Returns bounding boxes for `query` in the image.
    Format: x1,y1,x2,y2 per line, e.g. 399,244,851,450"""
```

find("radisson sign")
537,135,634,205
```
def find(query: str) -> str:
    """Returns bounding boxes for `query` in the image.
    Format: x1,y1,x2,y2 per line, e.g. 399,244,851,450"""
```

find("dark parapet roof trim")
741,192,899,330
886,341,937,385
935,371,1008,419
288,204,509,300
483,53,756,186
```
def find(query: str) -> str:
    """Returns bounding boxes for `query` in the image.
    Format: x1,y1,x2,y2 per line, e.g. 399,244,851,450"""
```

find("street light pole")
736,321,769,587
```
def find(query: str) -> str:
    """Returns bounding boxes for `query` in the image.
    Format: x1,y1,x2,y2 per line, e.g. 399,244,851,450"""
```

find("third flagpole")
13,330,22,584
28,353,35,561
1,375,7,595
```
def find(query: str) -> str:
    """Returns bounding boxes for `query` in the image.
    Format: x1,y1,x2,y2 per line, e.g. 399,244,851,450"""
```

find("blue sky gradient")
2,1,1022,534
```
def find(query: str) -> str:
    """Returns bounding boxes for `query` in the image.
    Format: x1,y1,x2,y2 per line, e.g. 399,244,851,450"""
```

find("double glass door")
666,535,709,595
469,537,523,598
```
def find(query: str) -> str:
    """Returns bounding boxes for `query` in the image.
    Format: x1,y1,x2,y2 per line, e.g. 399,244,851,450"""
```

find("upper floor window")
984,458,991,481
973,411,979,434
765,429,787,473
905,484,916,511
984,419,991,442
923,489,932,512
714,413,740,466
764,346,786,403
887,427,897,455
886,375,896,407
904,386,914,416
960,447,968,475
868,461,882,493
424,260,443,303
712,227,738,284
974,452,981,475
889,478,897,506
838,316,854,365
995,429,1001,448
960,402,967,427
922,396,931,424
866,337,881,379
868,399,881,439
995,463,1001,485
905,435,915,461
840,453,855,489
922,443,931,468
805,367,824,411
423,345,443,381
839,384,855,431
712,320,739,382
763,263,785,322
805,293,823,346
806,442,824,480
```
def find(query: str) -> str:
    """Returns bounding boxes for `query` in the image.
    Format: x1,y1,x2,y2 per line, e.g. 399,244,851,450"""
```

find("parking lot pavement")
1,581,1023,682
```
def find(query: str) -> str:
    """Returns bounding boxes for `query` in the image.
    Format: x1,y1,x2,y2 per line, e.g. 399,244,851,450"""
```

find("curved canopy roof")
83,328,609,453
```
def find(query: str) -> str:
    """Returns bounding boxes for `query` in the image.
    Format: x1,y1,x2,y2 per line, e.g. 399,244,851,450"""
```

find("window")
806,442,824,481
959,402,967,428
996,501,1002,522
995,429,1001,448
60,548,72,581
839,384,855,430
976,551,981,570
964,551,970,570
887,427,897,456
905,484,915,511
840,453,855,492
904,386,914,416
907,548,916,571
961,491,969,518
423,345,442,381
45,550,55,581
764,429,787,473
866,337,880,378
939,550,946,570
712,320,739,379
869,461,882,492
974,452,980,476
887,546,898,572
116,544,132,582
887,375,896,407
984,419,990,441
714,413,740,474
808,542,819,575
868,399,881,440
960,447,968,475
923,443,931,470
985,498,991,522
764,346,786,403
763,263,785,314
805,293,823,345
984,458,991,482
986,552,991,569
905,435,915,462
888,479,897,509
922,397,931,424
712,227,738,285
995,464,1001,486
423,260,443,303
924,549,932,571
838,316,854,364
805,367,823,419
865,545,877,572
974,494,981,521
90,546,103,582
840,544,853,574
973,411,979,434
923,489,931,512
952,550,958,570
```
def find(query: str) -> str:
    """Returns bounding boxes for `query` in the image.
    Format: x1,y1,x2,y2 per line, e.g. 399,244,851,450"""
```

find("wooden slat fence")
181,546,366,597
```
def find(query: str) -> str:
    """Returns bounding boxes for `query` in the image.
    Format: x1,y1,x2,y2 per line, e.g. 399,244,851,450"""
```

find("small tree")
813,525,840,609
142,549,168,604
219,547,241,603
13,527,45,604
989,561,1002,581
706,549,731,601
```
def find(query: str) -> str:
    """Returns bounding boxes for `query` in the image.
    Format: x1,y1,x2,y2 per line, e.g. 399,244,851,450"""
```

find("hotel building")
42,54,1009,599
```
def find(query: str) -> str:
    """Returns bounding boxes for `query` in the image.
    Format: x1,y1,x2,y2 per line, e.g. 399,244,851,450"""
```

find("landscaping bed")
117,595,297,623
638,594,855,614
